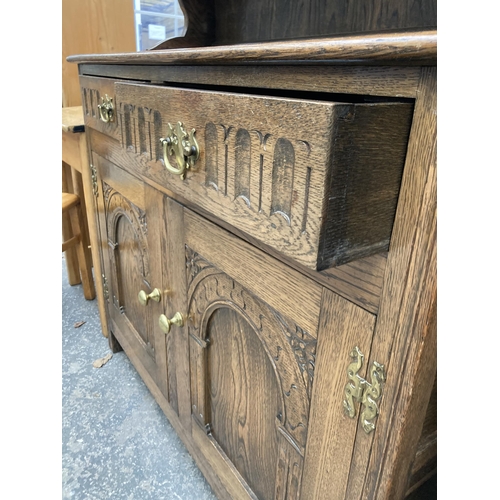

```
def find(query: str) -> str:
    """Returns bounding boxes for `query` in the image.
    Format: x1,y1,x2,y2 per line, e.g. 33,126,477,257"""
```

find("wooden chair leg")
69,203,96,300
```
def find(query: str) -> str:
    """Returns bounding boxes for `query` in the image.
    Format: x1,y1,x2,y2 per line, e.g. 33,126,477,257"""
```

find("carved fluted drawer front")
80,76,121,141
112,82,413,271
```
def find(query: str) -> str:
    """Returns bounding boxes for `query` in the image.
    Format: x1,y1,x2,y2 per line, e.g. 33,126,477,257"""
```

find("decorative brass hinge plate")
343,346,385,434
90,164,98,197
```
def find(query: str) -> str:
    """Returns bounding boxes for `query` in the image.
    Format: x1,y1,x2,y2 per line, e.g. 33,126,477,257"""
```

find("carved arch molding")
186,246,317,498
103,182,150,312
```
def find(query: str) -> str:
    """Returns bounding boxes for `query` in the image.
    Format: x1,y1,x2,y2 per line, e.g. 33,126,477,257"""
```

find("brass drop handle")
138,288,162,306
159,312,184,335
98,94,114,123
159,121,200,180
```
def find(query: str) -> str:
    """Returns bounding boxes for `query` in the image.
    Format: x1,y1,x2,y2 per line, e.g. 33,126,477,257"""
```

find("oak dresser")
67,2,437,498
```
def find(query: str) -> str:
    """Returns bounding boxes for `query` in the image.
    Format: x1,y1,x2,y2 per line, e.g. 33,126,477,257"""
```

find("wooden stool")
62,192,95,300
62,106,93,286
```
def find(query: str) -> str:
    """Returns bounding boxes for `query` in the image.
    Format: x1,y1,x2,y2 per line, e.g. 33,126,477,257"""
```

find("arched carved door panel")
93,153,169,400
207,307,281,500
105,186,152,351
186,246,318,500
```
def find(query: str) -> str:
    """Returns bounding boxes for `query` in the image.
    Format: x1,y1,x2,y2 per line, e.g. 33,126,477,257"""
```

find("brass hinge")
90,163,98,197
343,346,385,434
102,273,109,301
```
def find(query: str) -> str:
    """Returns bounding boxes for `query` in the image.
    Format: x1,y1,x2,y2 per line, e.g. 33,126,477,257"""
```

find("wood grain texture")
104,186,154,354
184,208,322,335
108,314,237,500
93,156,170,401
62,193,96,300
81,148,112,338
62,192,80,212
79,76,121,142
97,154,145,209
89,127,387,313
185,214,321,499
62,0,135,107
300,289,376,500
192,423,257,500
67,30,437,66
62,132,96,303
186,247,317,444
162,197,191,425
62,133,84,173
212,0,436,45
62,106,85,133
143,188,171,402
62,161,80,286
100,231,239,500
207,307,280,500
65,138,97,306
69,161,94,297
318,253,387,313
112,81,412,269
79,64,422,98
345,66,437,500
75,26,438,499
319,101,413,268
112,82,337,272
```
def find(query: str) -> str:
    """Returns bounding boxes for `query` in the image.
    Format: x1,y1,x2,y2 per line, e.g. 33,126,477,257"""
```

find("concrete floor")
62,255,218,500
62,255,436,499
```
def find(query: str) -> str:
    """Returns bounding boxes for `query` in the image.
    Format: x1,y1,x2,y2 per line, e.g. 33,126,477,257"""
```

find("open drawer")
109,82,413,270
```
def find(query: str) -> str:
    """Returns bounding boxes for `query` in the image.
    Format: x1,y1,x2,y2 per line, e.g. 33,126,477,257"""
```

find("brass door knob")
159,312,184,334
138,288,162,306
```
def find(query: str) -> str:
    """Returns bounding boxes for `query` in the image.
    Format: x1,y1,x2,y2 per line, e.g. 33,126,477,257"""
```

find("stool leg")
71,168,94,278
69,203,96,300
62,162,81,285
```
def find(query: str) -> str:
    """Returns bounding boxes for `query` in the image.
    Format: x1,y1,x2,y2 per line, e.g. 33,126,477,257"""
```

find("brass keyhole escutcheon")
159,122,200,180
159,312,184,335
138,288,162,306
98,94,114,123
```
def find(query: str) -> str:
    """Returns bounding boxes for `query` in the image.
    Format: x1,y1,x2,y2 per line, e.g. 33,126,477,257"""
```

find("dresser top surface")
67,29,437,67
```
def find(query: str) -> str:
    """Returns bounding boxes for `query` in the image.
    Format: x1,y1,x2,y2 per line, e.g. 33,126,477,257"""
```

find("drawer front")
80,75,121,141
113,82,413,270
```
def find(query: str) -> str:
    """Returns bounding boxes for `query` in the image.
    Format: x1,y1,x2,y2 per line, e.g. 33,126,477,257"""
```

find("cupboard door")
183,209,324,500
92,152,169,399
300,289,377,500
